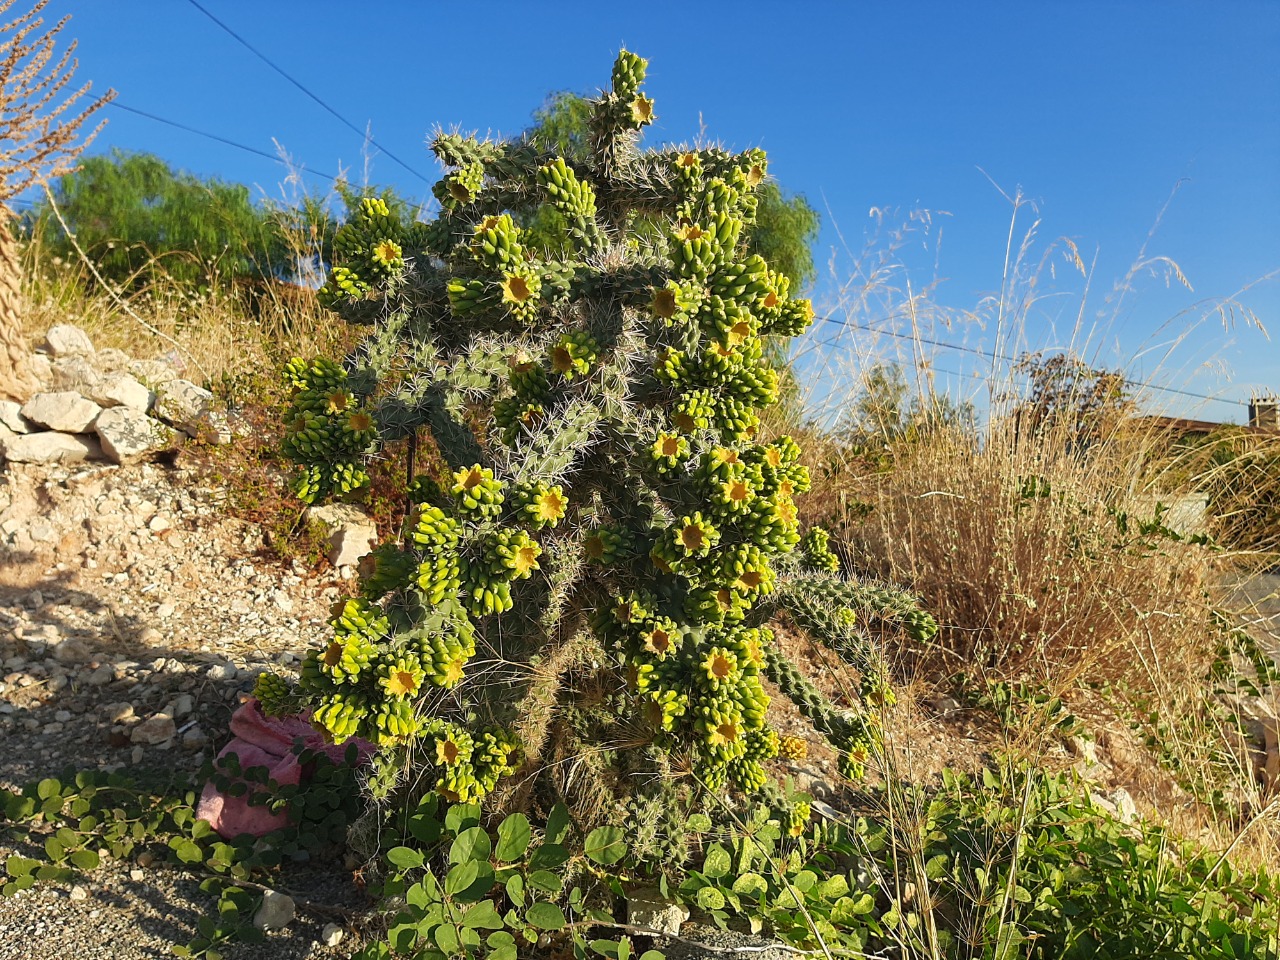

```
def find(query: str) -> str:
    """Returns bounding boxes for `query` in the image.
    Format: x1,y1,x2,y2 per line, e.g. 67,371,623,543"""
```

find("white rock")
103,702,135,723
206,662,235,681
127,359,179,388
52,637,91,663
181,725,207,750
253,889,296,931
94,407,173,464
0,430,101,463
0,400,33,433
93,348,131,373
626,887,690,936
20,392,103,434
49,355,102,394
172,693,194,717
43,324,95,357
307,503,377,569
87,374,153,412
131,713,176,745
154,379,216,438
319,923,344,947
1111,787,1138,824
148,515,171,533
68,885,88,902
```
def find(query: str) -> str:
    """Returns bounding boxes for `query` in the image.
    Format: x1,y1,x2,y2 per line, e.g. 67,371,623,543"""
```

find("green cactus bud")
253,672,293,717
550,330,601,380
450,464,505,519
515,482,568,528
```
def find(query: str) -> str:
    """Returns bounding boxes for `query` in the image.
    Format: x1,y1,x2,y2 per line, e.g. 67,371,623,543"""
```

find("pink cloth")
195,698,374,839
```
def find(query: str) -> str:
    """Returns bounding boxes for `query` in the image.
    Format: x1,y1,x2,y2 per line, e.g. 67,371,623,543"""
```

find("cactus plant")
269,51,935,838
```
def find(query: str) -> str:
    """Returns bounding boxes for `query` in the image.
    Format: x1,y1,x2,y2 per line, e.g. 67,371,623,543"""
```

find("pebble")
103,702,135,723
253,889,296,931
130,713,176,745
68,885,88,902
320,922,344,947
206,662,235,681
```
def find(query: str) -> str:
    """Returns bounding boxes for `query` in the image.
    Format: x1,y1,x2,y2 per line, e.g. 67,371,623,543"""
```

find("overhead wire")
184,0,433,186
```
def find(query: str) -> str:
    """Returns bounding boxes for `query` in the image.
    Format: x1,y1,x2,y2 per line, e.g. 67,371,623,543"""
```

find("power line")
808,310,1244,406
108,101,341,184
184,0,432,186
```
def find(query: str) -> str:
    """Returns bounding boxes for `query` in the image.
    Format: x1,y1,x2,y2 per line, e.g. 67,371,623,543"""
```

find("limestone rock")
94,406,173,464
42,324,95,358
21,392,102,434
93,347,132,374
307,503,377,568
127,359,180,388
319,923,344,947
0,400,34,434
626,887,690,936
155,378,226,441
86,374,153,412
0,431,102,464
49,355,102,394
253,889,296,931
131,713,176,745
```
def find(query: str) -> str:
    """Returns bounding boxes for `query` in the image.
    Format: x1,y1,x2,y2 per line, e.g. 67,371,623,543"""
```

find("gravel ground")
0,457,373,959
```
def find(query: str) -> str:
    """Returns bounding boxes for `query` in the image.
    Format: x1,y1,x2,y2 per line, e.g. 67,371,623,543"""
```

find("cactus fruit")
273,50,924,819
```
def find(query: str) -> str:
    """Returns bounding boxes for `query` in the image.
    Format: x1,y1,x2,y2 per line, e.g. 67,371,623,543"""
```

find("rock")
319,923,344,948
28,353,52,386
84,663,115,685
68,885,88,902
128,868,144,882
181,725,208,750
148,515,171,533
253,889,296,931
86,374,153,412
0,400,33,433
49,355,102,394
43,324,95,358
0,430,102,463
1111,787,1137,824
931,696,963,717
307,503,377,569
20,392,103,433
626,887,690,936
1067,735,1100,765
156,602,176,619
94,347,132,373
103,702,135,723
172,693,194,717
154,379,220,439
94,406,174,464
206,662,235,681
127,359,179,388
137,627,163,645
52,637,91,663
131,713,176,745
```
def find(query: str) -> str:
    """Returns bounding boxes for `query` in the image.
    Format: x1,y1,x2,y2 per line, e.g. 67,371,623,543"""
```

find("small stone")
54,709,71,723
137,627,163,645
20,391,102,433
156,602,176,619
68,885,88,902
131,713,176,745
1111,787,1138,823
130,746,144,764
129,869,144,882
43,324,95,357
931,696,963,717
0,400,33,433
148,515,171,533
319,923,344,948
136,852,155,868
307,503,377,569
85,374,153,412
626,887,689,936
94,406,173,464
173,693,195,717
104,702,135,723
41,722,64,735
0,430,102,464
206,662,235,681
153,379,217,438
181,725,207,750
84,663,115,686
49,354,102,394
253,889,296,931
52,637,91,663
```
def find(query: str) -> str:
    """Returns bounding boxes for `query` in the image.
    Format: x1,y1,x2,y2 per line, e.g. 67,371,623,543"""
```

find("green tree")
29,149,281,289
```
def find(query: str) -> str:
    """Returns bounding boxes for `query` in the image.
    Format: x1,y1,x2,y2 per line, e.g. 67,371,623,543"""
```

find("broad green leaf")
584,826,626,866
69,849,100,871
461,900,504,929
444,860,479,897
528,870,563,894
387,846,425,871
36,778,60,801
445,803,481,834
731,872,768,897
526,901,566,930
545,803,571,845
696,887,725,910
702,844,731,879
495,813,532,862
449,826,492,865
434,923,459,954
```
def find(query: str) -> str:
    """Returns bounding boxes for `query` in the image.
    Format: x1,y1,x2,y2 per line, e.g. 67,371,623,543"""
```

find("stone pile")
0,324,229,467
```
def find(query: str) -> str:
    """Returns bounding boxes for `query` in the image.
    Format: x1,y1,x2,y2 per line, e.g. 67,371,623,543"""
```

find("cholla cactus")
270,52,935,828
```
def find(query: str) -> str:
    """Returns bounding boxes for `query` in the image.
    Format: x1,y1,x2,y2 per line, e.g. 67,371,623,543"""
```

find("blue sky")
43,1,1280,422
